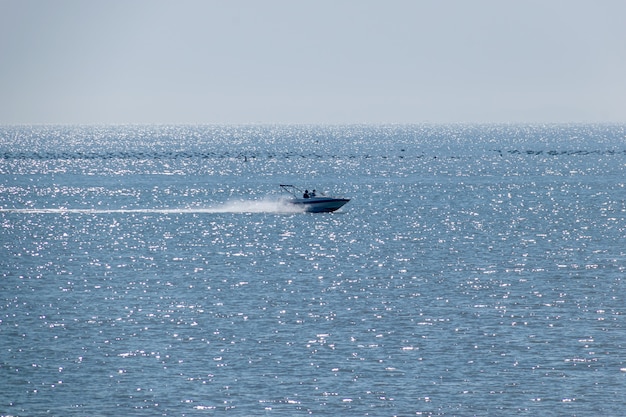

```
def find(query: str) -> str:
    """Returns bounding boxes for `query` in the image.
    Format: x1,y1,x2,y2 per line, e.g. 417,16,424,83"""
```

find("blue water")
1,124,625,416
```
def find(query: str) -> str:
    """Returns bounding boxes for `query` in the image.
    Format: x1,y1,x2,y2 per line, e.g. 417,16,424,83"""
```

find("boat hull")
290,197,350,213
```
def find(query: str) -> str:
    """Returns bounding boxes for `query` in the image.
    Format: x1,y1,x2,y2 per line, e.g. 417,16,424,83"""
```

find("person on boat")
303,190,310,198
310,189,316,197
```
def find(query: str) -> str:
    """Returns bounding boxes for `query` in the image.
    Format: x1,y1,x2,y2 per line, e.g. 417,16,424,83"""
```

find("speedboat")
280,184,350,213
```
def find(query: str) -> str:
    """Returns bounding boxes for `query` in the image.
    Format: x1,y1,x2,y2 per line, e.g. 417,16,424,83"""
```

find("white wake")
0,198,305,215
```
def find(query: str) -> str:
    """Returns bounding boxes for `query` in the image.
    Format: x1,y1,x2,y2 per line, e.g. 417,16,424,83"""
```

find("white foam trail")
197,197,304,213
0,198,304,215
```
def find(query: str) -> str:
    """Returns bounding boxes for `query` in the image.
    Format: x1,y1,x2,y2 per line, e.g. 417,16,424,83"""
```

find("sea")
1,124,625,416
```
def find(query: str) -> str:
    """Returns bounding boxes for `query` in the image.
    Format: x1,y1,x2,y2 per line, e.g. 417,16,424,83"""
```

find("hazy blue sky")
1,0,625,124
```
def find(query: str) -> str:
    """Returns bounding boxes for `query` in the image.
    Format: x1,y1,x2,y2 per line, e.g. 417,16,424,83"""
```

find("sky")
1,0,625,124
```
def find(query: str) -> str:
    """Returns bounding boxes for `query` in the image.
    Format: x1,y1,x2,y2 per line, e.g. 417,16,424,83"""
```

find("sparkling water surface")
1,125,625,415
